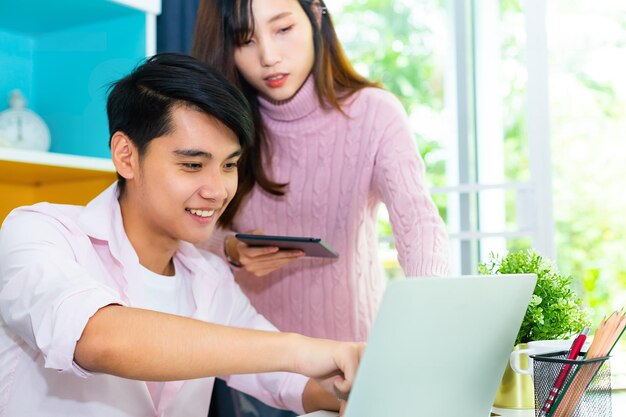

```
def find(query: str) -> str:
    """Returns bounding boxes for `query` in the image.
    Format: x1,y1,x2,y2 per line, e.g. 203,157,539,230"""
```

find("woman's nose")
259,40,281,67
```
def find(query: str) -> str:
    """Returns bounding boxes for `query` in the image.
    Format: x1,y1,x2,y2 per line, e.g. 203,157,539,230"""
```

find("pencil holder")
531,351,611,417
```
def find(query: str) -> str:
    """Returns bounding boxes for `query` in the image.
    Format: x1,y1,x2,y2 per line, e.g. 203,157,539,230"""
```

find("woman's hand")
225,231,304,276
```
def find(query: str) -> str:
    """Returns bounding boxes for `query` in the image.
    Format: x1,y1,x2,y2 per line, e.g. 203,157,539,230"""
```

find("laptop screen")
342,274,536,417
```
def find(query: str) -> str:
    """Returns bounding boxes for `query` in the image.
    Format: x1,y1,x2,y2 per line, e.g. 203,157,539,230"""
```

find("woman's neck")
258,75,319,122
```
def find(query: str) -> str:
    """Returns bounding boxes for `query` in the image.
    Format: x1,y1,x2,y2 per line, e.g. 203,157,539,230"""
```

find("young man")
0,53,361,416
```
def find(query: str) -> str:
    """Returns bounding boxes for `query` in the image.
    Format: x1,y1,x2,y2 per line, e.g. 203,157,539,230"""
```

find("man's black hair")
107,52,254,193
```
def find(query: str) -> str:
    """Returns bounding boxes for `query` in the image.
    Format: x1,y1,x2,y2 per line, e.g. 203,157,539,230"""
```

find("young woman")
192,1,449,414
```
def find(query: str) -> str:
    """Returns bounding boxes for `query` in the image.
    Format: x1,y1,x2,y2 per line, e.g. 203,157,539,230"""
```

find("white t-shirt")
139,259,193,317
139,259,194,405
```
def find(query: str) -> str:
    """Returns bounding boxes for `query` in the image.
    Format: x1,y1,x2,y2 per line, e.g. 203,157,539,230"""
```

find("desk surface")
302,389,626,416
301,407,535,417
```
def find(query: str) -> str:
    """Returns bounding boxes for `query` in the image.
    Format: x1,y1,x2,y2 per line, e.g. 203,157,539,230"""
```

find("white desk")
301,407,535,417
301,388,626,416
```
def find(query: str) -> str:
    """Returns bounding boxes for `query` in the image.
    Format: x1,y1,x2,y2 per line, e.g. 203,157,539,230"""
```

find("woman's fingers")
238,246,305,276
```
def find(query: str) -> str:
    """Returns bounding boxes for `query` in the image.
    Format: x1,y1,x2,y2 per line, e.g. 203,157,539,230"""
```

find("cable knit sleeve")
370,92,450,277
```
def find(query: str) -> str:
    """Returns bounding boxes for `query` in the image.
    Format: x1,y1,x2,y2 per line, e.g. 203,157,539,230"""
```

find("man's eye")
224,162,238,170
181,163,202,170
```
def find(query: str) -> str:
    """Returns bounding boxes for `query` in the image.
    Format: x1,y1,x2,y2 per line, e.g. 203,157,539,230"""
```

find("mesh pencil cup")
531,351,611,417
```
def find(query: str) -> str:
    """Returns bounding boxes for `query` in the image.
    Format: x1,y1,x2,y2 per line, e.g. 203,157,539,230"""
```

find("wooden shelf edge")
0,148,115,173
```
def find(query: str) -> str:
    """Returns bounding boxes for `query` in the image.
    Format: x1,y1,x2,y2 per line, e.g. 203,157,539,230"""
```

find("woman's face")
233,0,315,102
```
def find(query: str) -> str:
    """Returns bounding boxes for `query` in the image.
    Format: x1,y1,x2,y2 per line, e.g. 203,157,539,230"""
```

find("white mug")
509,339,589,375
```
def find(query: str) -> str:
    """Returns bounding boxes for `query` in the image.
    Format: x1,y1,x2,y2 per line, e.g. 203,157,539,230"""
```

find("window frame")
441,0,555,274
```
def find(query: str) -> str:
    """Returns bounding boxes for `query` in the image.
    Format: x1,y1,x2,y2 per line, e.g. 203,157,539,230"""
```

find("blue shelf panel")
0,31,34,111
34,13,147,157
0,0,136,35
0,9,148,158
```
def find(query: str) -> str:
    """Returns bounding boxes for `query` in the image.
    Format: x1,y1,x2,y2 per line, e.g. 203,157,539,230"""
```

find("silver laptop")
303,274,537,417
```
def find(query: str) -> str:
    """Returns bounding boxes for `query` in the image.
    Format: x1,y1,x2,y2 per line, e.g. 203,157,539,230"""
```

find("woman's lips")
264,73,288,88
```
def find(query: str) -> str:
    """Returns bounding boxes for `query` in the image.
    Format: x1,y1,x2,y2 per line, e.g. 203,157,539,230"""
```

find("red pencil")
538,327,589,417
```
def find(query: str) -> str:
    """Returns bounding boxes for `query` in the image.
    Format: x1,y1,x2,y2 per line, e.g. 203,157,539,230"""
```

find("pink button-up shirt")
0,183,307,417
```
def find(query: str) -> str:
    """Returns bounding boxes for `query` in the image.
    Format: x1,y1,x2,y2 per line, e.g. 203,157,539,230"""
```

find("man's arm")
75,304,363,400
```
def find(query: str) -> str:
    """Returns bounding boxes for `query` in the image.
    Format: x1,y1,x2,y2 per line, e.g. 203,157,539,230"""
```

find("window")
331,0,552,276
329,0,452,277
331,0,626,400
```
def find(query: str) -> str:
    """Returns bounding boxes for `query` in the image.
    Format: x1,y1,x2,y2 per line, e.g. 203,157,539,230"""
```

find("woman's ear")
110,131,137,181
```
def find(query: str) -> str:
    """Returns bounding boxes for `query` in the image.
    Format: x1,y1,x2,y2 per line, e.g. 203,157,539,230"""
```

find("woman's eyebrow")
267,12,293,24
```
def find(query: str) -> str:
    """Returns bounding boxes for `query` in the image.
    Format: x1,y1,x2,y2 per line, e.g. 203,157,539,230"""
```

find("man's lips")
186,208,216,218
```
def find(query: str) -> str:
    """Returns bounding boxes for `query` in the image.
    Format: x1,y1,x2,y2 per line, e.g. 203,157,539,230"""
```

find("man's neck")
140,256,176,276
118,194,179,276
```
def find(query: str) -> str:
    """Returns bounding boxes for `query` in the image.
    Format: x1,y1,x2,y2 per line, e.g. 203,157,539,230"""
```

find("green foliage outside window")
333,0,448,267
335,1,626,328
335,0,447,190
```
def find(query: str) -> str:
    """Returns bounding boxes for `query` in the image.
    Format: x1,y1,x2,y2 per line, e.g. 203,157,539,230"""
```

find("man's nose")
199,169,228,202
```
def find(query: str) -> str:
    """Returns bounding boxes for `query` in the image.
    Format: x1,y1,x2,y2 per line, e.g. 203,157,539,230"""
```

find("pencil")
550,310,625,417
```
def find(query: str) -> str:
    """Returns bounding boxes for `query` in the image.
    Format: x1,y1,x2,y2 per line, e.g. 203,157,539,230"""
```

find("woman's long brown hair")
192,0,380,227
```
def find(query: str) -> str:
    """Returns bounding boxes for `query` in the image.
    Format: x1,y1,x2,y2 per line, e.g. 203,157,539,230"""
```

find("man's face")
123,105,241,248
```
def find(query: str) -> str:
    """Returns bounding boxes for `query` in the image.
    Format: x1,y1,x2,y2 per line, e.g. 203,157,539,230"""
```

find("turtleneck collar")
258,75,319,122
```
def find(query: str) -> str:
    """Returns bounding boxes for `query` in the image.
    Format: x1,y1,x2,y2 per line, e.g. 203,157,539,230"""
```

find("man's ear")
110,131,137,181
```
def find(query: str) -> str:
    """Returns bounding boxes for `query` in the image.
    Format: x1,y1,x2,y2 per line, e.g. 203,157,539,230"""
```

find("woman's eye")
278,25,294,34
241,37,254,46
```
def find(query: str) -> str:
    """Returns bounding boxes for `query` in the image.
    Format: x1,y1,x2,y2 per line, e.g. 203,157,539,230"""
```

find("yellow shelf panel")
0,149,117,222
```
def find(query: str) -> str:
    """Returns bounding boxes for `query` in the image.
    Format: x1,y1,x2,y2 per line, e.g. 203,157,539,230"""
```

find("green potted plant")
479,249,590,409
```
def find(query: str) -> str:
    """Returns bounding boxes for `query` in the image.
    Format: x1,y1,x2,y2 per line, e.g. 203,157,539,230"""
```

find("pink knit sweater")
206,77,449,341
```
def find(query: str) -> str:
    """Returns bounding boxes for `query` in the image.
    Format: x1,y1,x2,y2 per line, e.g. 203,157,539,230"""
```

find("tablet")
235,234,339,258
